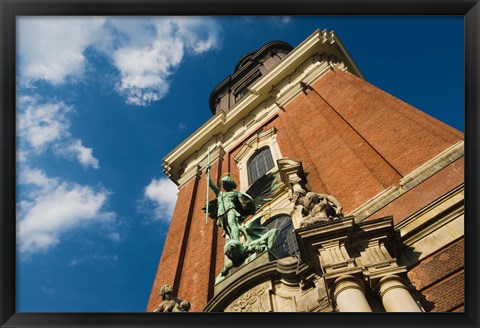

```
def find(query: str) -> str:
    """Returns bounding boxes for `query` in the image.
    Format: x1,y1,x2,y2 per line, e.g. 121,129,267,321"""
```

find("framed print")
1,1,478,327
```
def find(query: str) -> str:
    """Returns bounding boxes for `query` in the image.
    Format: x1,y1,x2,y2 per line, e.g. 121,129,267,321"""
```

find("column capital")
378,275,422,312
332,274,372,312
332,275,365,302
378,275,410,297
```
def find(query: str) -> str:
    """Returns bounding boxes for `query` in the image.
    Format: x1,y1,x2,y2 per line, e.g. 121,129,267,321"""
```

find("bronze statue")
205,166,278,284
206,171,253,242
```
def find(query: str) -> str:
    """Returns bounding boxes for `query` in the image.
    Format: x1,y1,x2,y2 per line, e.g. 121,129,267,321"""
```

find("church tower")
147,29,464,312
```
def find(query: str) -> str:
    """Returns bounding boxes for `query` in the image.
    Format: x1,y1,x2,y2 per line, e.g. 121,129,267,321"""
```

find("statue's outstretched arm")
206,165,220,195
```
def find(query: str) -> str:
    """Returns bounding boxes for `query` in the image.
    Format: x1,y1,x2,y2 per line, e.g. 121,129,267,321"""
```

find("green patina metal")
204,165,279,284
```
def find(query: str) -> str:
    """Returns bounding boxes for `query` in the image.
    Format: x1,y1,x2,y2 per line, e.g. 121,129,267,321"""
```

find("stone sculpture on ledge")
289,178,343,228
152,284,191,313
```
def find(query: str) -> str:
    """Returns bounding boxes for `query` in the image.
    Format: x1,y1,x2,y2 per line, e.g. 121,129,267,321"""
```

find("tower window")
247,147,275,185
264,215,299,259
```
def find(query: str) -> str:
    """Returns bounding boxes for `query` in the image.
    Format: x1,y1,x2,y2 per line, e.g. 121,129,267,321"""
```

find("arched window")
264,215,299,259
247,147,275,185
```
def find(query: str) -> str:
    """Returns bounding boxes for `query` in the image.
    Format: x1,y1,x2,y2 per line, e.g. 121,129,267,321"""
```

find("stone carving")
152,284,191,313
288,174,307,205
293,279,331,312
299,192,343,227
225,281,272,312
290,184,343,227
205,166,278,284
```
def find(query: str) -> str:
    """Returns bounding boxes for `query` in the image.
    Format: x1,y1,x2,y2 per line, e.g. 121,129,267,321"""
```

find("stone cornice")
164,29,364,185
351,141,464,222
176,144,225,189
399,140,464,190
209,41,293,114
250,29,363,96
397,184,464,245
272,54,345,107
163,115,224,181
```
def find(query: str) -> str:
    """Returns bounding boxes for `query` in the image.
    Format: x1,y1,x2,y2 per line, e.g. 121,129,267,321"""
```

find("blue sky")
16,16,464,312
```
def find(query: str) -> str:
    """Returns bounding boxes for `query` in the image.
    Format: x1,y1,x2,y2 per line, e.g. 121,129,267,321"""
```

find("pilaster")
296,215,418,312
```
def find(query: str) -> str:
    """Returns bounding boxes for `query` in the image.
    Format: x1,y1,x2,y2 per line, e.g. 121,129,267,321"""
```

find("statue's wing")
245,216,267,241
236,192,256,218
245,172,279,210
202,199,218,221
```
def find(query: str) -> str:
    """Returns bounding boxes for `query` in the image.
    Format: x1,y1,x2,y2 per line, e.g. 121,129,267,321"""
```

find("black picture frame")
1,1,478,327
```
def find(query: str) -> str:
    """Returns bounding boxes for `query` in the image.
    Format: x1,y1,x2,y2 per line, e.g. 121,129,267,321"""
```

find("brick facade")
268,69,461,214
365,157,464,224
408,239,464,312
146,175,199,312
147,42,463,312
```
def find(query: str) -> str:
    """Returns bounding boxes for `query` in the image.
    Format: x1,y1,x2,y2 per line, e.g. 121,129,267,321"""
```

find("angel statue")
205,168,254,242
205,165,278,284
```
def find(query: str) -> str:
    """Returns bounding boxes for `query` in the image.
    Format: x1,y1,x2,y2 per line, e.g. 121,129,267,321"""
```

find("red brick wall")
175,161,221,311
365,157,464,224
213,70,462,218
147,159,224,312
421,271,464,312
309,69,462,176
148,69,464,312
408,239,464,312
146,176,199,311
274,70,462,213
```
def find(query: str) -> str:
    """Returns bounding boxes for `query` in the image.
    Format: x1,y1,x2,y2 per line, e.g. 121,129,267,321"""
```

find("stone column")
333,275,372,312
379,275,422,312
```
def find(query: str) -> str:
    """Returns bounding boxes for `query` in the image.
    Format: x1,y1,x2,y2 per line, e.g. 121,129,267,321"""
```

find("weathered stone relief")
225,281,272,312
223,263,332,312
282,159,343,228
297,192,344,228
272,277,331,312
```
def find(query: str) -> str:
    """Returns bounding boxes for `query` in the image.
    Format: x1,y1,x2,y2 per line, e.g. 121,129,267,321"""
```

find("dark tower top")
209,41,293,115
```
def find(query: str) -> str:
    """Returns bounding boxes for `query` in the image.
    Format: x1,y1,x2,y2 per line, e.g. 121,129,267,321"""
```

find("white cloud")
144,177,178,222
70,141,100,169
69,254,119,267
112,37,183,105
19,167,58,190
107,232,121,242
68,259,82,267
54,140,100,169
17,168,114,254
177,123,187,131
172,18,222,54
18,100,72,152
270,16,292,26
17,150,29,163
17,17,222,106
112,17,222,106
18,17,106,84
17,97,100,168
